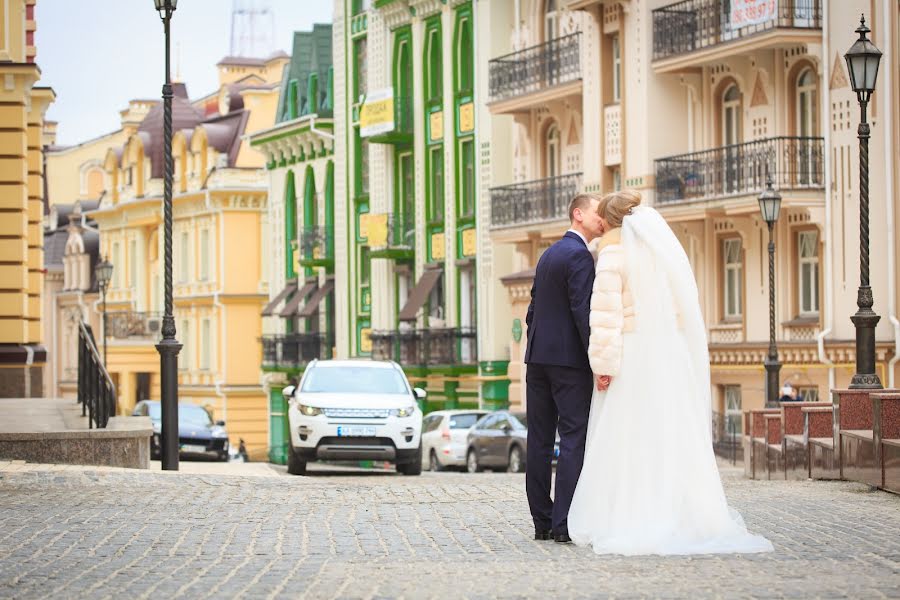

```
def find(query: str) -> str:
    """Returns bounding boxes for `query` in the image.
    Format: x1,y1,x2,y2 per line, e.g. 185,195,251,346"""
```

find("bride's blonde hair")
597,190,642,228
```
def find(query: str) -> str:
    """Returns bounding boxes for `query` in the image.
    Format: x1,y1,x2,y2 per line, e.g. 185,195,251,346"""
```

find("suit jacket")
525,231,595,371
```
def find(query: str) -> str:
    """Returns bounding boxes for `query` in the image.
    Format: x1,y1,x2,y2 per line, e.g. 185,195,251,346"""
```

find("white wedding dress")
567,207,773,556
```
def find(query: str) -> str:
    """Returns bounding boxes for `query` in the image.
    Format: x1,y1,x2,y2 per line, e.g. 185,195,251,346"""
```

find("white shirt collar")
566,229,588,247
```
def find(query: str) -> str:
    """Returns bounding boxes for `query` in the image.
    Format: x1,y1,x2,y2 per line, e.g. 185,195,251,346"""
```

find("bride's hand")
596,375,612,392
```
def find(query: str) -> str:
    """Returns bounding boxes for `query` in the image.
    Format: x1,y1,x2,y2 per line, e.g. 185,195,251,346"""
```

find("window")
128,239,137,288
398,152,415,239
359,246,371,287
112,242,121,288
612,35,621,103
612,168,622,192
355,135,369,196
796,67,818,184
456,15,473,94
427,272,445,325
200,229,210,281
180,319,190,370
721,84,742,146
179,231,189,283
544,0,559,41
460,139,475,219
798,230,819,315
429,146,444,223
723,238,742,319
200,318,211,370
545,123,561,179
354,39,367,100
426,26,442,101
725,386,742,435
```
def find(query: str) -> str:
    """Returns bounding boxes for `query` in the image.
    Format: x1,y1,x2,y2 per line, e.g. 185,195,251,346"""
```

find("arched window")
455,14,473,94
426,25,442,102
721,84,741,147
544,0,559,42
324,161,335,259
284,171,297,279
394,32,413,132
796,68,817,137
545,122,561,179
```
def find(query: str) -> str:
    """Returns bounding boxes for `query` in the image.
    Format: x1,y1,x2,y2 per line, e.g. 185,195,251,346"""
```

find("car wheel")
287,448,307,476
507,445,524,473
429,450,444,472
467,448,482,473
399,443,423,476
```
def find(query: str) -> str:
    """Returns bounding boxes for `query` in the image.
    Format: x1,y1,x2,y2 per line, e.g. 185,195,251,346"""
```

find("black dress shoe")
534,528,553,541
554,532,573,544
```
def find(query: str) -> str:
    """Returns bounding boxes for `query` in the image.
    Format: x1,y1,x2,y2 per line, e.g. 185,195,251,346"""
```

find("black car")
132,400,230,461
466,411,528,473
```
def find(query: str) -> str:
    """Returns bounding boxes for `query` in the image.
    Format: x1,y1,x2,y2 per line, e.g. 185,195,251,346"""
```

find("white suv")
282,359,425,476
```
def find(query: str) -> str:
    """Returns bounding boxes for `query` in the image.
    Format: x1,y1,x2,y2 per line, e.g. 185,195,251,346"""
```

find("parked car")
421,409,488,471
132,400,229,461
282,359,425,476
466,411,528,473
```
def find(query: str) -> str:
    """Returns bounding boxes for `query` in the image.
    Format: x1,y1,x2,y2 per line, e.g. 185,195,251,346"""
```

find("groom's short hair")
568,193,600,223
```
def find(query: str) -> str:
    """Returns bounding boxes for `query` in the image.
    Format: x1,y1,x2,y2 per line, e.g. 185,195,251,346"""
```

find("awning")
279,281,317,317
398,268,443,321
261,280,297,316
298,278,335,318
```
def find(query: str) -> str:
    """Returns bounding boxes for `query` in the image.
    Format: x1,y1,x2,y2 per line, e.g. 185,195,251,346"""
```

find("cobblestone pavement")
1,460,898,599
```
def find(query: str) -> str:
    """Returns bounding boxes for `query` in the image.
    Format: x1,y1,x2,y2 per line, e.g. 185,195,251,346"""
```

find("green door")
269,387,289,464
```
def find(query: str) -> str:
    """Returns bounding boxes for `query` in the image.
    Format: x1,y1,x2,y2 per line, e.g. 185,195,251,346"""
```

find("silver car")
420,409,488,471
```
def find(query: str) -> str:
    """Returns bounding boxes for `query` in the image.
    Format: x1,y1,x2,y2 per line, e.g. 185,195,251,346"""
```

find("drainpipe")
884,0,899,387
816,0,835,390
309,115,335,141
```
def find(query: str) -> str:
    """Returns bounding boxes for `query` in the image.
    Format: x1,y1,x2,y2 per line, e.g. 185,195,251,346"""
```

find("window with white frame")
112,242,121,288
612,35,621,103
179,231,189,283
128,239,137,288
723,238,742,319
725,386,742,435
544,0,559,41
798,230,819,315
200,228,210,281
200,318,211,370
180,319,190,370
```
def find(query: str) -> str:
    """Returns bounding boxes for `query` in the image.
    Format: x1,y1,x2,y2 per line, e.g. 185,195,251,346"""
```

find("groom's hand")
596,375,612,392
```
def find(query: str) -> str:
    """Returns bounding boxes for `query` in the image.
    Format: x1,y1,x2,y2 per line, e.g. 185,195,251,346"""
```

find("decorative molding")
829,53,848,89
750,71,769,107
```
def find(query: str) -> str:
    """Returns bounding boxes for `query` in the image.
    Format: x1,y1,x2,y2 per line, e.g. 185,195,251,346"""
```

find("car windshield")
301,365,409,395
448,413,482,429
147,404,212,427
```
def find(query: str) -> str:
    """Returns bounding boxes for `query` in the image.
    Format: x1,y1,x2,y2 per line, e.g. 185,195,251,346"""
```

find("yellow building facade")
0,0,53,398
88,55,284,457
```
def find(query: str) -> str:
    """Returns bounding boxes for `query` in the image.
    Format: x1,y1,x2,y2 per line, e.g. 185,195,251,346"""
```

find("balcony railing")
370,327,478,367
299,226,334,267
489,32,582,102
105,311,162,340
654,136,824,204
490,172,582,228
261,333,333,369
369,212,415,259
652,0,822,61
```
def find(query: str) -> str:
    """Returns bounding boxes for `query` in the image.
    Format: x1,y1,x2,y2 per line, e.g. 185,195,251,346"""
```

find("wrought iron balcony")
652,0,822,62
489,32,581,103
370,327,478,367
654,136,824,205
367,95,413,145
298,226,334,268
490,172,582,228
105,311,162,340
369,212,416,259
261,333,333,370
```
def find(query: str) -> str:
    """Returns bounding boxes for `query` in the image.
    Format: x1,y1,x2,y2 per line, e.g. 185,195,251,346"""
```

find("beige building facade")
485,0,900,428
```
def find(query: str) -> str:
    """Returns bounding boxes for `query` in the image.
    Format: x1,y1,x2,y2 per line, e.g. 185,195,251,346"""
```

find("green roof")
276,24,334,123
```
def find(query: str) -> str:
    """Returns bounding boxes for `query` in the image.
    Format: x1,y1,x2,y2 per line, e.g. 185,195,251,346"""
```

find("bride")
567,191,773,556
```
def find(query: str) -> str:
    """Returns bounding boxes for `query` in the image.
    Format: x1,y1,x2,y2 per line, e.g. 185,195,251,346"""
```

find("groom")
524,193,604,543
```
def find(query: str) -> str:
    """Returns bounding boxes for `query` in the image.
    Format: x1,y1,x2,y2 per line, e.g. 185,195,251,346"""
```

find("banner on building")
729,0,776,29
360,88,395,138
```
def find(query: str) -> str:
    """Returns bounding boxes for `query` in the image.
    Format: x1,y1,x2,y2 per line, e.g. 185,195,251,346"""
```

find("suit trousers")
525,362,593,533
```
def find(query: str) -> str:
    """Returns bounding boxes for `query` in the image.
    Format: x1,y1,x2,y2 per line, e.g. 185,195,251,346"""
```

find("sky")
35,0,335,147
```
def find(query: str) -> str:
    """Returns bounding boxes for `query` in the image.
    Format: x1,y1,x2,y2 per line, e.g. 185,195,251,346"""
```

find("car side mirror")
413,387,427,400
501,423,512,434
215,420,225,427
282,385,296,399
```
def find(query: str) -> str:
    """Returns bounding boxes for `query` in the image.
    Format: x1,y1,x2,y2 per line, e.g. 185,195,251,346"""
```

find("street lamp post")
94,257,113,367
844,15,883,389
758,177,783,407
154,0,182,470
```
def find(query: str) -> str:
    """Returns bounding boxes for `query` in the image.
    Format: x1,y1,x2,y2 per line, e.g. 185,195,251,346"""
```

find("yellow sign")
458,102,474,133
359,88,395,138
429,110,443,142
360,328,372,353
461,228,477,257
367,213,389,247
431,232,446,261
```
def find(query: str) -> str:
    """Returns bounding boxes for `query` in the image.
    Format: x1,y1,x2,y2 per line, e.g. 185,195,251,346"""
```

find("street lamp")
154,0,182,470
94,257,113,367
758,177,782,407
844,15,883,389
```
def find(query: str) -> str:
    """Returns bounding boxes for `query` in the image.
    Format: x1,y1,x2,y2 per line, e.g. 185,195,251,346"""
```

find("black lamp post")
154,0,181,470
758,177,782,407
95,257,113,367
844,15,883,389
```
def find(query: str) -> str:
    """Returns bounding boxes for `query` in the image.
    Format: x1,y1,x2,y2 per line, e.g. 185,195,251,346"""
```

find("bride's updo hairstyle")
597,190,642,228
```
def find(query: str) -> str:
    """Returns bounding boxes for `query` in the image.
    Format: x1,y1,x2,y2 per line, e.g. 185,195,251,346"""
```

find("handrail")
77,321,118,429
488,32,582,102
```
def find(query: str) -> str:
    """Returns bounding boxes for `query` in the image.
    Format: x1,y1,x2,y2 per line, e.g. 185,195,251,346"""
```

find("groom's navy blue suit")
525,230,595,535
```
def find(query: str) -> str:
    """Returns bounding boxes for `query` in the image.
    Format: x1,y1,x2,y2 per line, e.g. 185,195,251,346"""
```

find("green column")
480,360,510,410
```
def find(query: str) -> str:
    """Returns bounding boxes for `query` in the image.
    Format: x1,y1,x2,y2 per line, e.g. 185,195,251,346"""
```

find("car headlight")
390,405,417,418
298,404,322,417
212,429,228,438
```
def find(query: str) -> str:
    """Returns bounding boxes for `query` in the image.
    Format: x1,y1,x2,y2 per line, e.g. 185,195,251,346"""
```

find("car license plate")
337,426,376,437
180,444,207,453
